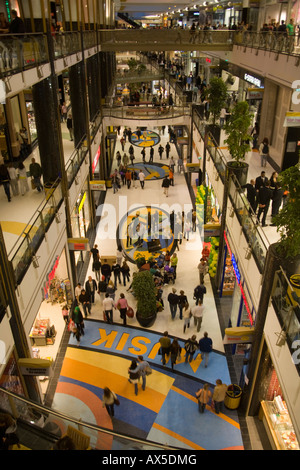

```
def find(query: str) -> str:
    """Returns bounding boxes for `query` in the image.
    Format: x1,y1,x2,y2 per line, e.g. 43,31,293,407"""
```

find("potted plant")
132,271,157,327
205,77,228,145
272,163,300,273
223,101,252,186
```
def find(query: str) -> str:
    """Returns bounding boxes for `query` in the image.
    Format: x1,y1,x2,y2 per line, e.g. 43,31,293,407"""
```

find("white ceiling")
115,1,206,21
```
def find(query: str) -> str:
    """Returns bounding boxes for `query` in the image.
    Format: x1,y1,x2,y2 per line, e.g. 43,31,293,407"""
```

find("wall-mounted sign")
68,238,90,251
92,146,101,174
284,112,300,128
18,358,52,376
246,88,264,100
223,327,255,345
244,73,261,88
90,180,106,191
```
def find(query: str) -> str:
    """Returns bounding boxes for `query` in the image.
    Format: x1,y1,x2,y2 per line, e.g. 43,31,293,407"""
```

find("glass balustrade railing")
271,268,300,376
102,104,190,119
65,136,89,188
9,179,63,285
234,30,298,56
0,387,178,451
0,33,48,77
192,106,269,274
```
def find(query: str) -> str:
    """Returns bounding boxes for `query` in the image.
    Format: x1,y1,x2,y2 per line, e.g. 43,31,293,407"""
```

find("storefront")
24,89,37,145
220,231,255,327
0,103,11,162
254,340,299,450
28,248,72,395
221,64,264,126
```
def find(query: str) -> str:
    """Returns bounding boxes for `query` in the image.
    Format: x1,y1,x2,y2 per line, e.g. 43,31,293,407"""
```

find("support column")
32,78,62,184
68,61,88,146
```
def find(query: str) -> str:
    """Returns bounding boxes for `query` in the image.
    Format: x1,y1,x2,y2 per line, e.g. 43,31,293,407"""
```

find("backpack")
262,143,269,154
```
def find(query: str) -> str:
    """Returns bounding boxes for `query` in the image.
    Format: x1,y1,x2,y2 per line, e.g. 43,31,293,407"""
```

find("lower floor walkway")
46,126,270,450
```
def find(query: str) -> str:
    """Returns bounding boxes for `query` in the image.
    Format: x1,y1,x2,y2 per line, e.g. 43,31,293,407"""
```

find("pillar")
68,61,88,146
32,78,62,184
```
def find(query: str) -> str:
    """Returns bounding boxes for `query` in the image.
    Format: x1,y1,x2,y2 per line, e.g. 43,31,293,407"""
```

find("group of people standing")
0,157,43,202
243,170,286,227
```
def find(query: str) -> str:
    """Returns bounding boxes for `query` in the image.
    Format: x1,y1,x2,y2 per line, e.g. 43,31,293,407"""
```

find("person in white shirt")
191,300,204,332
75,283,82,304
7,164,19,196
103,293,115,324
139,170,145,189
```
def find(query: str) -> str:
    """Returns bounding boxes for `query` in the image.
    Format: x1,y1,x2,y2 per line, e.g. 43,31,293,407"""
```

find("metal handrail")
0,386,178,450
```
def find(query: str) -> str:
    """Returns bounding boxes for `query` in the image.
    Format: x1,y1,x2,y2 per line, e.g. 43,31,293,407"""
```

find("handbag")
31,179,36,189
126,306,134,318
145,365,152,376
103,311,107,321
114,397,120,406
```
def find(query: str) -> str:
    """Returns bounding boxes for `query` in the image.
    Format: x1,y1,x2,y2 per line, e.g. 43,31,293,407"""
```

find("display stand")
29,318,56,346
260,399,299,450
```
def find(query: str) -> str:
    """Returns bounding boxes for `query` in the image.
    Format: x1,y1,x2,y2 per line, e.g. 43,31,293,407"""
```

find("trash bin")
224,384,242,410
106,179,112,188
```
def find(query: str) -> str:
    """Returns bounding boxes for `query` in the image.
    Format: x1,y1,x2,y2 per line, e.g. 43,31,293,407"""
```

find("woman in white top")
8,164,19,196
102,387,118,417
17,162,29,196
182,302,191,333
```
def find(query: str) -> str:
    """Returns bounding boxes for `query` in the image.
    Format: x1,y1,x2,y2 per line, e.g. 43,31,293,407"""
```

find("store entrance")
28,249,72,395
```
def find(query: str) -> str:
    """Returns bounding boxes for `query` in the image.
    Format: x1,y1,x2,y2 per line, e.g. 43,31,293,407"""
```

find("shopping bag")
126,306,134,318
114,397,120,406
145,365,152,376
103,311,107,321
31,179,36,189
67,319,76,332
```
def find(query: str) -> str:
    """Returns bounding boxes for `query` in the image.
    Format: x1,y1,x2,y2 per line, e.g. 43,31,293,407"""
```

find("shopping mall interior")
0,0,299,453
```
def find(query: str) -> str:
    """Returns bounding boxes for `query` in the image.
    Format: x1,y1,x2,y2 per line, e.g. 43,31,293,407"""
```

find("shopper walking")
128,360,140,395
159,331,171,365
79,289,91,318
184,335,198,362
121,260,130,286
17,162,29,196
212,379,228,414
29,158,43,192
116,292,128,325
199,332,213,368
191,300,204,332
125,168,132,188
197,258,208,284
196,383,212,413
178,290,187,319
162,176,170,197
72,305,84,336
7,164,19,196
0,163,11,202
137,356,151,391
97,275,107,301
139,170,145,189
193,283,206,305
103,292,115,324
259,137,269,168
170,338,182,370
85,276,97,304
167,288,178,320
102,387,119,418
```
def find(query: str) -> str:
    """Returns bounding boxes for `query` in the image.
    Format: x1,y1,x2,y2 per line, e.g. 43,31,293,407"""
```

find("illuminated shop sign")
224,231,253,325
244,73,261,88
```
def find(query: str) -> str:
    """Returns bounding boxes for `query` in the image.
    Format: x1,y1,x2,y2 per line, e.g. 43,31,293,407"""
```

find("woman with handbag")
196,383,212,413
102,387,119,418
116,293,128,326
128,360,140,395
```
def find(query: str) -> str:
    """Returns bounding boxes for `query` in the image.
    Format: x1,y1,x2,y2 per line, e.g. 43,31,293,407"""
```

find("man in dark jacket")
167,288,179,320
101,260,111,284
162,176,170,197
9,10,25,33
79,289,91,318
85,276,97,304
242,179,257,212
199,332,213,368
193,283,207,305
0,164,11,202
29,158,43,192
257,181,273,226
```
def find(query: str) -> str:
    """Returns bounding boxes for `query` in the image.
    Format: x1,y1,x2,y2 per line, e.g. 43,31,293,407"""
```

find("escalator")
117,12,141,29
